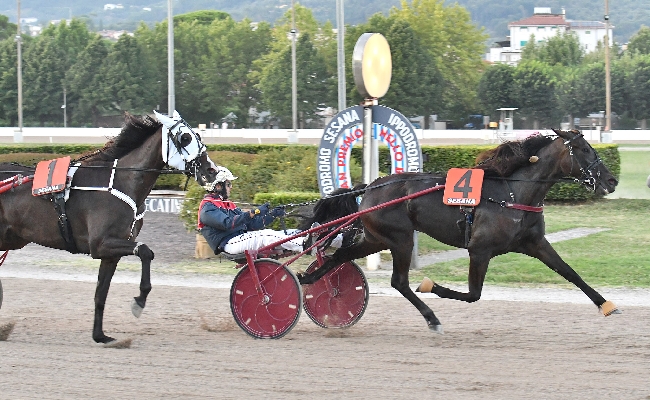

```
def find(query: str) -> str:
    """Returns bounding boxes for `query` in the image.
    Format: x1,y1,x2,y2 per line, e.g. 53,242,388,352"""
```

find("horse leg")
91,240,155,343
422,251,491,303
131,242,154,318
522,239,620,315
390,247,443,333
93,258,119,344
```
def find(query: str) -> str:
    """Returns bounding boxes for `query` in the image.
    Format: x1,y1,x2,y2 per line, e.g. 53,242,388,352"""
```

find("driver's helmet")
204,166,237,192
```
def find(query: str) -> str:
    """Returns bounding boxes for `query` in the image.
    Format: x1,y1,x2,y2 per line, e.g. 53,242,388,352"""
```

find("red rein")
0,174,34,195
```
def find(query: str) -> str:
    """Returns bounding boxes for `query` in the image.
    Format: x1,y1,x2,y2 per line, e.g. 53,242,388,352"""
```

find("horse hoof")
428,323,444,334
600,300,621,316
102,338,132,349
131,299,144,318
416,277,434,293
0,321,16,341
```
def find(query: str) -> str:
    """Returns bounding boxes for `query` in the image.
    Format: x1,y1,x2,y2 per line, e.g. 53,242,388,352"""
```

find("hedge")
0,141,620,204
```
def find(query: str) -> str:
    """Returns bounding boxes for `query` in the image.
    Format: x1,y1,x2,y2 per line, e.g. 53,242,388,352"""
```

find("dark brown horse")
0,111,218,344
299,129,620,333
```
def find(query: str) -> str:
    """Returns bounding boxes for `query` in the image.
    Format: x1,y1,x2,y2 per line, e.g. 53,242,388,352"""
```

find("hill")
2,0,647,43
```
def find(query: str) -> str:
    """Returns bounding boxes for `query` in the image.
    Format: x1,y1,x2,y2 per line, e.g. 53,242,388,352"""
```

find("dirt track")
0,213,649,399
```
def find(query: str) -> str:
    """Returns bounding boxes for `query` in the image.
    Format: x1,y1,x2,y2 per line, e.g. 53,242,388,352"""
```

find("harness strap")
0,250,8,267
504,203,544,212
0,174,34,195
50,192,79,253
70,159,145,238
487,197,544,213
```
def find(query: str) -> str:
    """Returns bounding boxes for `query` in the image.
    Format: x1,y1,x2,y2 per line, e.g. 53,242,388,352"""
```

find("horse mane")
474,134,555,177
298,184,366,230
80,113,162,162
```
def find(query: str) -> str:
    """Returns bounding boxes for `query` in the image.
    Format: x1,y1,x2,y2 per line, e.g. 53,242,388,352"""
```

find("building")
487,7,613,65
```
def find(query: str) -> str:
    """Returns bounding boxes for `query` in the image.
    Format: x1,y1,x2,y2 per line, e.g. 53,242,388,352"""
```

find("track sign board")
443,168,484,206
317,105,422,196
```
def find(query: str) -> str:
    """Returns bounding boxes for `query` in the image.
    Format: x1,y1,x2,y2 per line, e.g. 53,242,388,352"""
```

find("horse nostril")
609,178,618,186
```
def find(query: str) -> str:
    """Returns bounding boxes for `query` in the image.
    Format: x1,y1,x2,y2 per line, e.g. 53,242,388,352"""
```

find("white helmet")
204,166,237,192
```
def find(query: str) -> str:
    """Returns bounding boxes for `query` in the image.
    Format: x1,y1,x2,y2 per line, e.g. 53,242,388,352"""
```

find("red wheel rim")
230,260,302,339
303,258,368,328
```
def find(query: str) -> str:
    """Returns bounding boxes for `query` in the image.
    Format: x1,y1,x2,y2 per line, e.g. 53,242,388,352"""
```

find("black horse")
299,129,620,332
0,112,218,344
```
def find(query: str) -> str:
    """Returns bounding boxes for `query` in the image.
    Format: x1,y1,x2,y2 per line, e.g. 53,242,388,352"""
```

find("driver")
197,166,306,255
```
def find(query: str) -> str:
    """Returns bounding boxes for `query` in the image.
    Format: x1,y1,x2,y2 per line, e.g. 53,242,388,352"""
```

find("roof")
568,20,607,29
509,14,567,27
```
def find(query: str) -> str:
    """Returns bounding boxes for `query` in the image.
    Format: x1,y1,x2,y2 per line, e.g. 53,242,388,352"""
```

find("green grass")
410,199,650,288
606,149,650,200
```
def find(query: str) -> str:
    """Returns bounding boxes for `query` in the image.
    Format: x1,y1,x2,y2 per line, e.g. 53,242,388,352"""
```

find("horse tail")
299,184,366,230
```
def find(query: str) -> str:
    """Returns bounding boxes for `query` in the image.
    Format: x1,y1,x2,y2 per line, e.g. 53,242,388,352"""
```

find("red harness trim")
504,202,544,213
0,175,34,195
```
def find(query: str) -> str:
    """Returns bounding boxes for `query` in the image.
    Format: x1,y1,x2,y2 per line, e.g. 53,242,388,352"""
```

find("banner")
317,105,422,196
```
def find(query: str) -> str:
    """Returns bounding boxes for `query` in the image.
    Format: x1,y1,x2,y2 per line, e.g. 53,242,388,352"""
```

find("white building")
487,7,613,65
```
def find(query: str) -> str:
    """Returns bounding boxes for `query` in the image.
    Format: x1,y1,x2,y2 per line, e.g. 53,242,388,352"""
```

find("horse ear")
553,128,569,139
153,110,175,128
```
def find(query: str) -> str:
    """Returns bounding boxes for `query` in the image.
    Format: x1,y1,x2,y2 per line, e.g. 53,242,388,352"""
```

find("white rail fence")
1,127,649,143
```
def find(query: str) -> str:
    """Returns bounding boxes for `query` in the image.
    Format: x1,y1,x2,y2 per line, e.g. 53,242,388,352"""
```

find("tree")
0,38,18,125
200,18,273,127
627,26,650,55
258,32,331,128
20,19,92,126
346,14,442,124
477,63,516,119
66,36,110,126
394,0,488,121
98,34,158,115
512,60,557,129
0,15,17,41
554,68,581,128
255,5,336,128
627,54,650,127
22,36,68,125
521,32,584,67
174,10,231,26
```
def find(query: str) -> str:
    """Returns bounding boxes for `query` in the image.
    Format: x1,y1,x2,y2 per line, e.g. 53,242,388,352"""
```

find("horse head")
553,129,618,195
154,110,217,187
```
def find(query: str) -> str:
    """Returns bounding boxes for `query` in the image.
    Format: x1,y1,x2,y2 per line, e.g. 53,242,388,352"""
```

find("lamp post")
336,0,346,112
604,0,611,133
167,0,175,114
290,0,298,136
15,0,23,142
61,88,67,128
352,33,392,270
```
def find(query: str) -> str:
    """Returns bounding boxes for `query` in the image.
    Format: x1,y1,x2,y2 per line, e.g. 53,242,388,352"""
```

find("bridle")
164,118,209,179
562,132,604,192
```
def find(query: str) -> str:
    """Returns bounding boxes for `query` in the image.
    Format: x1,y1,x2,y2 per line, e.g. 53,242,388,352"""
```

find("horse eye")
581,147,590,153
180,132,192,147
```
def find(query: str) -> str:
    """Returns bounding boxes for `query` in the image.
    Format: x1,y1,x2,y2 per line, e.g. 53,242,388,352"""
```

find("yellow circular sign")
353,33,392,99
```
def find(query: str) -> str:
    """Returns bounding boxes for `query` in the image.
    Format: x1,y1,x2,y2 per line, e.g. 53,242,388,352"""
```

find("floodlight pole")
604,0,611,133
16,0,23,142
62,87,67,128
336,0,346,112
167,0,175,114
291,0,298,134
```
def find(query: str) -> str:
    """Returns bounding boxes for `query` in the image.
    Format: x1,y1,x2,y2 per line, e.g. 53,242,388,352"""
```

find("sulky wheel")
230,259,302,339
302,257,369,329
